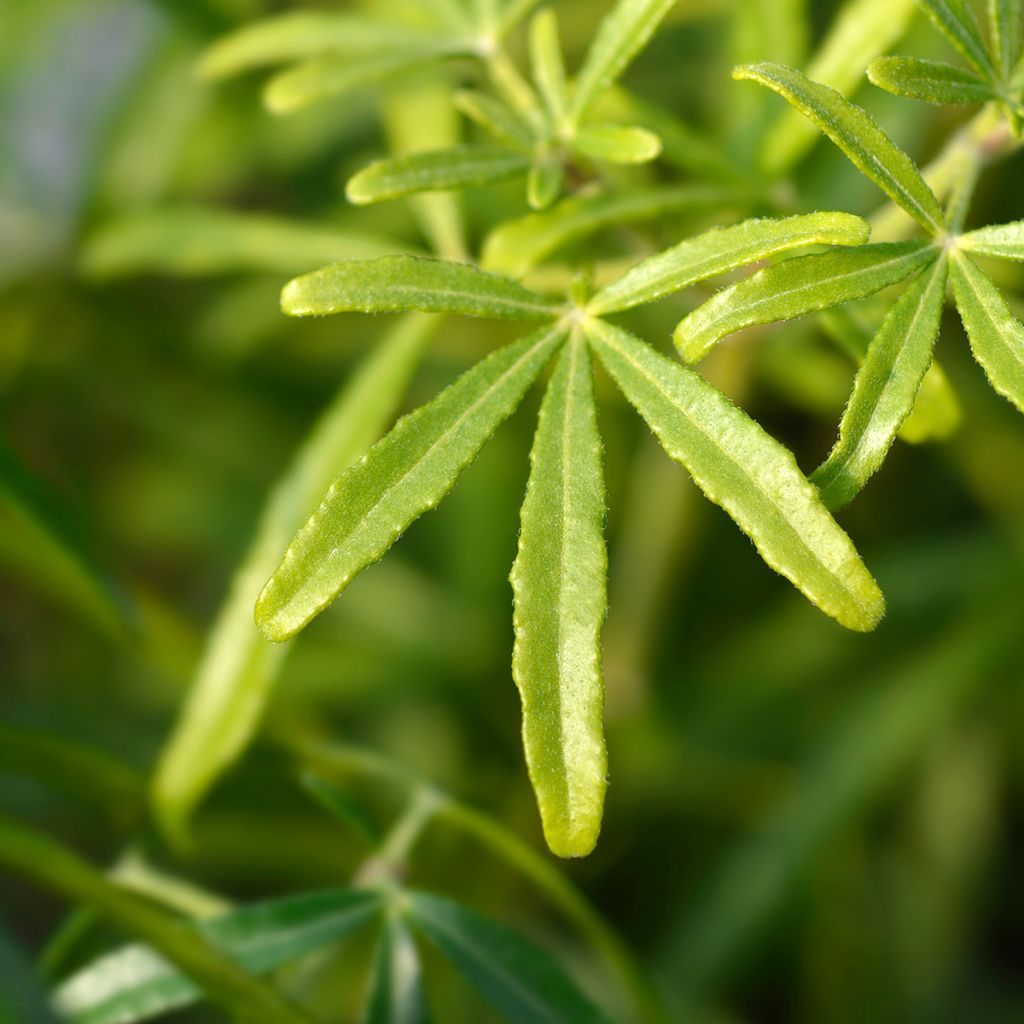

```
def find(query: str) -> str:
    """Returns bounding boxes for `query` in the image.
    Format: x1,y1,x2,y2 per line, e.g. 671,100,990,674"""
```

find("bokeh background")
3,0,1024,1020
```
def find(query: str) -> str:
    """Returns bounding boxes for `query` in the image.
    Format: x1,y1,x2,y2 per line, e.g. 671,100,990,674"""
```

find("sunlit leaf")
511,336,607,859
675,241,938,363
569,0,678,123
152,315,437,842
918,0,997,80
959,220,1024,260
482,184,752,276
736,62,945,232
55,889,381,1024
256,324,567,642
282,255,562,320
586,319,884,631
80,207,410,279
812,255,949,509
454,90,535,147
950,251,1024,412
409,892,611,1023
346,145,531,205
867,56,996,105
530,9,569,123
989,0,1022,75
361,909,428,1024
570,123,661,164
527,153,564,210
590,212,870,315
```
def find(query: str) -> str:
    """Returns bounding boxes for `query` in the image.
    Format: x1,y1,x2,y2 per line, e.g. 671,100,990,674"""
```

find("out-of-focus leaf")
527,153,564,210
812,255,949,509
409,892,611,1023
80,207,410,279
569,0,677,123
482,185,752,276
282,255,562,319
529,9,569,123
586,319,884,632
152,315,437,842
590,212,869,315
736,63,945,233
760,0,917,173
867,56,996,104
989,0,1022,75
511,336,607,859
960,220,1024,260
346,145,531,205
0,818,312,1024
454,90,535,147
675,242,938,363
571,123,661,163
198,12,461,80
950,251,1024,412
0,920,59,1024
300,772,380,846
256,323,566,642
361,909,428,1024
918,0,997,80
55,889,381,1024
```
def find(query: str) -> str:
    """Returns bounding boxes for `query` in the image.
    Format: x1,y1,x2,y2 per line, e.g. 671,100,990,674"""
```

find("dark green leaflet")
361,910,428,1024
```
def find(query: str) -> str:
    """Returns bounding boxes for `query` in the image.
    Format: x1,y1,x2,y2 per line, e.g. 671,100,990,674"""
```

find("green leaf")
989,0,1022,75
346,145,532,206
55,889,381,1024
950,251,1024,412
570,123,661,163
197,13,457,80
282,256,562,320
80,207,410,279
530,9,569,123
918,0,998,80
760,0,918,173
867,56,996,104
811,255,949,509
569,0,678,123
264,53,446,116
409,892,610,1024
152,315,436,843
482,184,752,276
590,212,870,316
0,818,313,1024
454,90,535,147
0,924,59,1024
361,910,428,1024
735,62,945,233
300,771,380,846
959,220,1024,260
527,153,565,210
585,319,885,631
256,324,566,642
510,336,607,859
674,241,938,363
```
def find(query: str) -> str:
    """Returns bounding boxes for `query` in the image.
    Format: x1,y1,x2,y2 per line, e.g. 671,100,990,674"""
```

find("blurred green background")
3,0,1024,1021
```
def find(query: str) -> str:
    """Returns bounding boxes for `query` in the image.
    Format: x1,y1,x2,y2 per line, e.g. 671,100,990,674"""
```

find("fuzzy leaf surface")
960,221,1024,260
590,212,870,316
951,252,1024,412
989,0,1022,75
347,145,531,205
282,256,562,320
812,255,948,509
735,62,945,233
586,319,884,631
675,241,938,363
867,56,996,104
256,324,566,641
511,337,607,859
918,0,997,79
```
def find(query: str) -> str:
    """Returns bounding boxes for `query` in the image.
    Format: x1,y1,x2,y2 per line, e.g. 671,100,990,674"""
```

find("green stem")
0,815,314,1024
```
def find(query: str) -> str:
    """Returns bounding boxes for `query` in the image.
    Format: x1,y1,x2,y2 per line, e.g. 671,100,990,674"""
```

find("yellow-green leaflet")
950,252,1024,413
867,57,996,105
454,90,535,147
589,212,870,316
585,319,884,632
918,0,998,80
675,241,937,363
281,255,562,320
152,316,438,842
568,0,678,123
812,254,948,510
256,324,567,642
80,207,411,279
510,335,607,859
346,145,532,205
527,154,564,211
989,0,1022,76
735,63,945,234
571,124,662,164
529,9,568,123
959,221,1024,260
